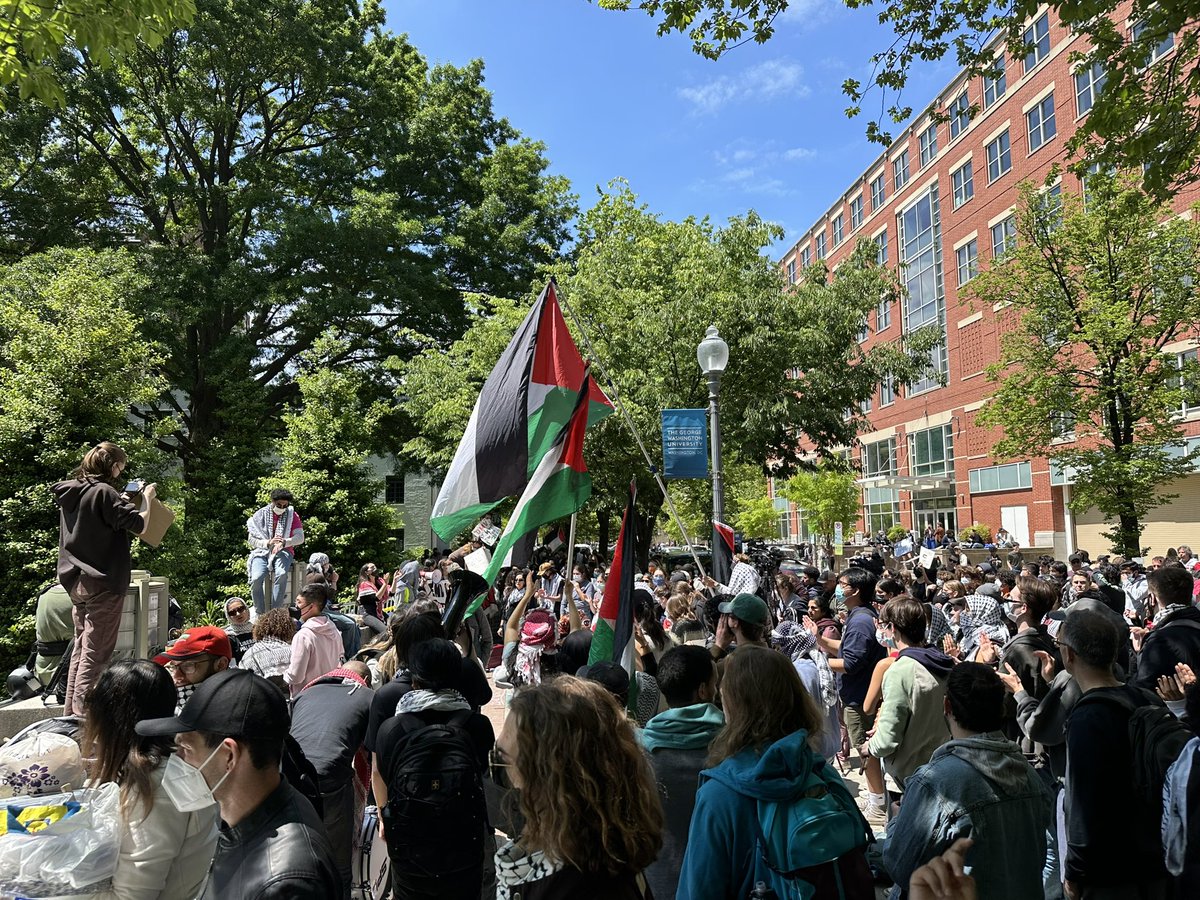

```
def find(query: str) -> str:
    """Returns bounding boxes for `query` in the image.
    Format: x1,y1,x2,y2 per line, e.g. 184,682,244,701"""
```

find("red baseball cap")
154,626,233,664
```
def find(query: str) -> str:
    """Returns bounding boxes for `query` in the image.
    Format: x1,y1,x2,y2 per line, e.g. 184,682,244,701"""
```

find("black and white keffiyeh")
495,839,563,900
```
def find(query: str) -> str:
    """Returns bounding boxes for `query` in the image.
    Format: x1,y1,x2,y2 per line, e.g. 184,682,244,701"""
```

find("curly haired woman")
493,677,663,899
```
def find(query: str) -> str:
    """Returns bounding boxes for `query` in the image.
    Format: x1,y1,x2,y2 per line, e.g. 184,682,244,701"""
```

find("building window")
1050,411,1076,441
991,215,1017,257
860,395,872,413
385,476,406,504
1023,13,1050,74
850,195,864,230
1075,62,1105,116
874,230,889,264
909,424,954,477
949,92,971,139
899,189,948,395
986,130,1012,182
1132,20,1175,66
786,258,797,284
1179,349,1200,414
893,150,910,191
956,239,979,286
833,213,845,245
864,486,902,535
863,437,898,477
871,173,886,210
919,124,938,167
800,246,812,268
815,232,827,259
1040,183,1063,230
951,161,974,209
877,295,892,331
1027,92,1057,153
969,461,1033,493
983,57,1007,108
880,378,896,406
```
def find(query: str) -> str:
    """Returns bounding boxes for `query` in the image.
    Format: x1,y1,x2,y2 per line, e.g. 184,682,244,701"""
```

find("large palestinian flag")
431,280,613,543
479,376,594,592
589,481,638,700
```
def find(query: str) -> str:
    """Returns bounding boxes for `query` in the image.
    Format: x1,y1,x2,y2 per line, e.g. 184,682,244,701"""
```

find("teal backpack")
754,745,874,898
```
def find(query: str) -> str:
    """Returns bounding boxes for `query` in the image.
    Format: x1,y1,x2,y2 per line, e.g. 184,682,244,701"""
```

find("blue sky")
382,0,961,252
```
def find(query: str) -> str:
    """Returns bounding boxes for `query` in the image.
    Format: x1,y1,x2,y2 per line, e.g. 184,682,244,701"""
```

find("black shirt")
289,680,373,784
364,656,491,753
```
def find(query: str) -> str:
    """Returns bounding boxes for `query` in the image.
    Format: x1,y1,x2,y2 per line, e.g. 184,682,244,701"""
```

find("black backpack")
1081,688,1191,821
282,733,324,819
381,710,485,884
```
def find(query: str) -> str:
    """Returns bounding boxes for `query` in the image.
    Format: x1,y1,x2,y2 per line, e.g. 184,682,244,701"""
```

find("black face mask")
288,605,302,621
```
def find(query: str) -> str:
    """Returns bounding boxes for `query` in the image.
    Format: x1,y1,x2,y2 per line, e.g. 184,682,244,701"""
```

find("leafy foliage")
0,248,169,671
0,0,575,609
970,174,1200,554
602,0,1200,199
0,0,194,107
780,462,861,544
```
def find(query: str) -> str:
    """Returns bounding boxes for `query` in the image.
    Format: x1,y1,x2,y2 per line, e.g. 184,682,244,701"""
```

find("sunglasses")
228,606,248,615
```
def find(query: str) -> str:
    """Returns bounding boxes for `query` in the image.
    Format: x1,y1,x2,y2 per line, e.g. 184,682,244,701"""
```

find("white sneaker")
857,799,887,826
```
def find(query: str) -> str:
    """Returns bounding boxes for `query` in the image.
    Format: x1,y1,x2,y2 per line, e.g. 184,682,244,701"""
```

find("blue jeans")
248,552,293,614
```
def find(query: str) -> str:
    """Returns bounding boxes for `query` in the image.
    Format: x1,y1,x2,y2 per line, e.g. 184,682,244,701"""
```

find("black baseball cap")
135,669,289,740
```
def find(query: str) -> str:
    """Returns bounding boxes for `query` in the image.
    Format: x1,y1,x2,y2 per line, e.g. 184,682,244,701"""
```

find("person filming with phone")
52,441,159,718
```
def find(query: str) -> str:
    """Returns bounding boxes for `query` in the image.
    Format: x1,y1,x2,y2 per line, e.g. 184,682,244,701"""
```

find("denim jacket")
881,732,1052,900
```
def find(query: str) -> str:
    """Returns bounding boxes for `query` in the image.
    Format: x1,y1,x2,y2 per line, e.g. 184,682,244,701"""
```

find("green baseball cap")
718,593,769,627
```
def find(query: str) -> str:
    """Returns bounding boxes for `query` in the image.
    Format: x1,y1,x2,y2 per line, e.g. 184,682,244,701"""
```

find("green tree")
599,0,1200,199
264,336,401,583
398,183,936,557
0,248,168,671
781,463,861,546
0,0,575,600
970,175,1200,555
0,0,194,107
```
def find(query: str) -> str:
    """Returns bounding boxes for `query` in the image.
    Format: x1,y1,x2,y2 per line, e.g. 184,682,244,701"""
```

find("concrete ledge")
0,697,66,742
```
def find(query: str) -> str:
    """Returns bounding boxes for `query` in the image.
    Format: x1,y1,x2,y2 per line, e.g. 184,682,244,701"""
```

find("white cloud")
775,0,838,28
783,146,817,161
678,59,810,114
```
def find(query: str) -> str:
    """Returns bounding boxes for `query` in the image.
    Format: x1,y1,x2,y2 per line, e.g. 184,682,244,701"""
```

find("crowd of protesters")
8,441,1200,900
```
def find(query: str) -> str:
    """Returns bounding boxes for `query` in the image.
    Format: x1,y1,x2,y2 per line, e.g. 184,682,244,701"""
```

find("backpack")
754,747,874,896
281,733,325,819
1080,688,1191,818
381,710,486,883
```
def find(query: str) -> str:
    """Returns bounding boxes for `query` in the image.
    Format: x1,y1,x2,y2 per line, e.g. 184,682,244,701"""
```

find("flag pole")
559,511,579,618
555,285,707,580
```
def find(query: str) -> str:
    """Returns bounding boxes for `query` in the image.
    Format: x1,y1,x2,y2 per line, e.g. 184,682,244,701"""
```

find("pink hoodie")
285,615,344,698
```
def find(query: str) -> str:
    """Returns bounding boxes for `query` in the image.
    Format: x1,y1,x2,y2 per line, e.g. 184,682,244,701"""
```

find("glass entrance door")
913,498,958,539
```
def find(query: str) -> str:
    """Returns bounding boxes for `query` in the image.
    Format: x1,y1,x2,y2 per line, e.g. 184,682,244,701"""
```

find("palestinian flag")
431,280,614,543
478,375,595,593
712,520,734,586
589,480,638,706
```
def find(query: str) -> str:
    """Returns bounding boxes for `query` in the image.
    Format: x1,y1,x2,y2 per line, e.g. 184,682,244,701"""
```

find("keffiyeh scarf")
495,839,563,900
395,688,471,716
771,621,838,709
1152,604,1193,629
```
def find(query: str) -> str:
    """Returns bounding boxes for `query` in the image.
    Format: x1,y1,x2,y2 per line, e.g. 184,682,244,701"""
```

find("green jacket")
866,652,951,788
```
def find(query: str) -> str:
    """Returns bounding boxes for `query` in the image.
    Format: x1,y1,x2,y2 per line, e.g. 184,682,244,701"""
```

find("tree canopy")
0,0,194,107
598,0,1200,199
970,174,1200,555
0,0,576,604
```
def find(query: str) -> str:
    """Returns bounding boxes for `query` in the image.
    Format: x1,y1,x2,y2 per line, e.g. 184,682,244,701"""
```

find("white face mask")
161,744,229,812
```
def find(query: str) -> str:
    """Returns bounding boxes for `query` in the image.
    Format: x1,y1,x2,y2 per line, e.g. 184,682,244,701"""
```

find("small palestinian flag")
712,519,735,586
589,480,639,709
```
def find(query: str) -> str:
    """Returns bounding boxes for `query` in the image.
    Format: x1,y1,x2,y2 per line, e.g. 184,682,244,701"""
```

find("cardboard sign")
464,546,492,576
138,498,176,548
918,547,937,569
472,519,501,547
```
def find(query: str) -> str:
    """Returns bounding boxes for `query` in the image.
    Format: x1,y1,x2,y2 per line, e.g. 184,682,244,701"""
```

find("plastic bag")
0,731,86,799
0,781,121,897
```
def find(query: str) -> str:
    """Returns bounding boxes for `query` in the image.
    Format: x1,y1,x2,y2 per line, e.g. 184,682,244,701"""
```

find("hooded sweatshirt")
866,647,953,787
882,732,1051,900
676,730,871,900
641,703,725,900
285,615,345,698
52,477,145,593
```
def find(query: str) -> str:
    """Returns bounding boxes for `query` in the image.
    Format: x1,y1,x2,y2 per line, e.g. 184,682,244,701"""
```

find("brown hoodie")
51,476,143,593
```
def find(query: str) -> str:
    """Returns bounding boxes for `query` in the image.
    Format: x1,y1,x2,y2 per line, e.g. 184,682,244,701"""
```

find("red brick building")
771,8,1200,557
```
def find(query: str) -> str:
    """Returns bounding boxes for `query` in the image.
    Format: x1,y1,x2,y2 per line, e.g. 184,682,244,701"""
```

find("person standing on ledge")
246,488,304,614
52,441,157,718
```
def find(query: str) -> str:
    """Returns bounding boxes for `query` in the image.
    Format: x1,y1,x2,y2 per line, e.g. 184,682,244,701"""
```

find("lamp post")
697,325,730,527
